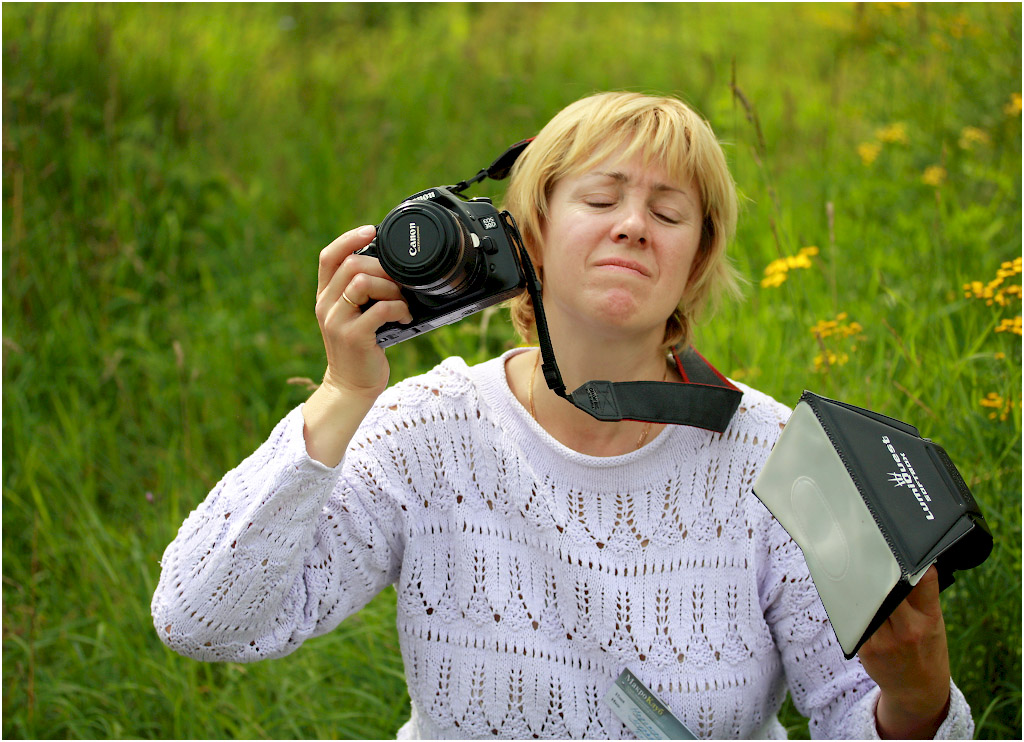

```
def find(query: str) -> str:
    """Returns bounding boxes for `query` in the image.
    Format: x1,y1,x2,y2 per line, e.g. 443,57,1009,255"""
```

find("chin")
587,298,661,337
579,294,632,323
561,288,664,336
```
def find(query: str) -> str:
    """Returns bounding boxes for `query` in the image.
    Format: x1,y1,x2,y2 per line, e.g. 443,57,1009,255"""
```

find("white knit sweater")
152,348,972,739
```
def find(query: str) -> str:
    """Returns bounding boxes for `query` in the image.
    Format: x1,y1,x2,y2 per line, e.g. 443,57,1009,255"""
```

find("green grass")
3,3,1021,738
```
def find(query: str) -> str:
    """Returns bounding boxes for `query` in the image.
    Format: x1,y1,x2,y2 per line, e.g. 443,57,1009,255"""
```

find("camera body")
358,186,526,347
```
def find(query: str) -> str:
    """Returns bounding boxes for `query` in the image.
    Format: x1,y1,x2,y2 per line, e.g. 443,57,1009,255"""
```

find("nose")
612,200,648,246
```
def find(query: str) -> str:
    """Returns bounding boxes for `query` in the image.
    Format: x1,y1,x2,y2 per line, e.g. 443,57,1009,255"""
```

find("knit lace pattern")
152,349,972,739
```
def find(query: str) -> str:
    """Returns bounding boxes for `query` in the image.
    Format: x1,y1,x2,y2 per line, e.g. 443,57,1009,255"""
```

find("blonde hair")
503,91,742,348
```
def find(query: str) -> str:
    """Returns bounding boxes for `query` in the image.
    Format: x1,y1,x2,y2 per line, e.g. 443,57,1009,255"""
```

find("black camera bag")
752,391,992,658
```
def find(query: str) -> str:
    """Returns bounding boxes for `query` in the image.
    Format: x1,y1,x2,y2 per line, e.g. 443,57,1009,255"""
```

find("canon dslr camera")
357,186,526,347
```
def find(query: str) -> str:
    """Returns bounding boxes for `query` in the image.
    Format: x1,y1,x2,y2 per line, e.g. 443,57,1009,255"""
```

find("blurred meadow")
2,2,1021,738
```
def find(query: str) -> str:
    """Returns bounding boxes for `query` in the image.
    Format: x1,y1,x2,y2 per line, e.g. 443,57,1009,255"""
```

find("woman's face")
538,150,703,344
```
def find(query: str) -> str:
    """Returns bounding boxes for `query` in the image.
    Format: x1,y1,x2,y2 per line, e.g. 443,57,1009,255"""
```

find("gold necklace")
527,351,665,450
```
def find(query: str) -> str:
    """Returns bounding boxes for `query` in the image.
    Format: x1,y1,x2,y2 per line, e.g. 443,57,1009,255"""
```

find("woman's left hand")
857,565,951,739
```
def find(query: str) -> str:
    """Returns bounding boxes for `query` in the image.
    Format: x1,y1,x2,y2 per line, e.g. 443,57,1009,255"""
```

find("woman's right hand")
303,224,412,467
314,224,412,399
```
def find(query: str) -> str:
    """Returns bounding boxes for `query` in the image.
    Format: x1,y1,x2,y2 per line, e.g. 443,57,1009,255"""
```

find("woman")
153,92,970,738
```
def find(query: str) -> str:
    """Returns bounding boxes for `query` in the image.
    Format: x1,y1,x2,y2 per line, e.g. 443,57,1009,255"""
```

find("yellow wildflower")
760,246,819,288
948,14,972,39
1004,93,1022,116
812,320,837,338
875,122,909,145
1002,285,1023,301
979,392,1015,422
980,392,1003,408
995,316,1022,336
921,166,947,187
789,254,812,270
958,126,990,150
963,280,996,305
811,312,864,374
858,142,882,165
998,257,1023,278
814,350,850,372
964,258,1023,306
811,312,862,340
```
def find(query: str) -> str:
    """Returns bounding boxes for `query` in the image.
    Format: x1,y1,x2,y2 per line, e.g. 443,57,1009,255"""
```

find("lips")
593,257,651,277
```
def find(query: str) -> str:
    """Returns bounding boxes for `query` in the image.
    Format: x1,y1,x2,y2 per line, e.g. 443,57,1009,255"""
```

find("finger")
321,298,412,348
882,568,944,640
356,298,414,329
903,565,942,616
317,252,395,305
317,225,377,294
319,267,405,316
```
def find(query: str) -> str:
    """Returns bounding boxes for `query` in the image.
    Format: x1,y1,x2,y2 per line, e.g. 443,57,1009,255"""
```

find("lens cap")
377,199,476,295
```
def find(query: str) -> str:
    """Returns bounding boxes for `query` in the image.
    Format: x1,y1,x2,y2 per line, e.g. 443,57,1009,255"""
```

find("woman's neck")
509,322,678,457
541,309,671,387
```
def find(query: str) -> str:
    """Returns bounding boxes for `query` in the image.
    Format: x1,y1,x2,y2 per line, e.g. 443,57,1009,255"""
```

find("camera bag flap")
751,391,992,659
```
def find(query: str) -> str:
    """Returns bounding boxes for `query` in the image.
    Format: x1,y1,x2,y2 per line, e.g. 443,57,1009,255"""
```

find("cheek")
533,221,548,268
682,244,708,289
536,215,576,270
674,229,704,276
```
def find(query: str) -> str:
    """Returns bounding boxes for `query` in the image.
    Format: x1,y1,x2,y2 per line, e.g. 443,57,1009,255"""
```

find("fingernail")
358,224,376,237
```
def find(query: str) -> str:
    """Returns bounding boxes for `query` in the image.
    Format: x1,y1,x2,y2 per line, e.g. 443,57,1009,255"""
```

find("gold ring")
341,291,360,309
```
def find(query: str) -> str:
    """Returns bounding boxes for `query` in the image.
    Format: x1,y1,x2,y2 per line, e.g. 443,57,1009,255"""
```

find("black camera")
358,186,527,347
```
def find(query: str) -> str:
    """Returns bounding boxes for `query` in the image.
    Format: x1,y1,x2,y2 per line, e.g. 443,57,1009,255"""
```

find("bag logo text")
882,435,935,521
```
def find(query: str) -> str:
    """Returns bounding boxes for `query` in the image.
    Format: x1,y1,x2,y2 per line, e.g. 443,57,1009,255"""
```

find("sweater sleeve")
759,513,974,739
151,404,407,662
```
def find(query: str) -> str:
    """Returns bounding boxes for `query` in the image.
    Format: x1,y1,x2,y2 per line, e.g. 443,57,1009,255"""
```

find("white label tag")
602,668,697,740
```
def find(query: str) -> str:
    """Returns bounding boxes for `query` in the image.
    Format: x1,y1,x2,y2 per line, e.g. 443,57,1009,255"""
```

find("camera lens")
375,200,482,297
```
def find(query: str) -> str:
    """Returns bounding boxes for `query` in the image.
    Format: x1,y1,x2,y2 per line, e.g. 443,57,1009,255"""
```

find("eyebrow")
591,170,694,200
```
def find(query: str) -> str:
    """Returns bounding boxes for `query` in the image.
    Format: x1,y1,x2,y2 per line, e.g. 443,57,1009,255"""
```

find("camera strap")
451,138,535,194
473,140,743,433
516,241,742,432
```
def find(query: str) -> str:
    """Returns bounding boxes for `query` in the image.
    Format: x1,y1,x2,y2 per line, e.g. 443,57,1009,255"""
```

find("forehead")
558,140,697,195
558,148,700,204
575,166,694,195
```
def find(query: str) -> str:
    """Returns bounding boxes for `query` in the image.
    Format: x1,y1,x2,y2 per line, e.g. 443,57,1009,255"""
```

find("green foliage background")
3,3,1021,738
